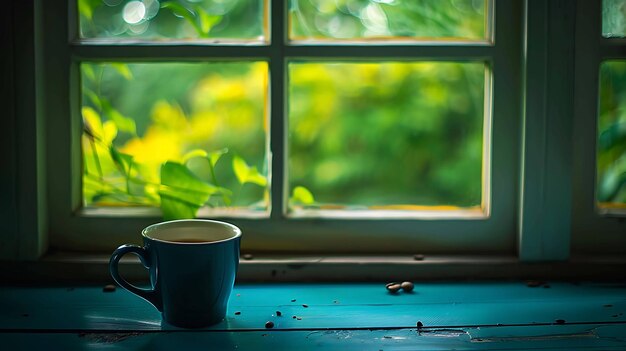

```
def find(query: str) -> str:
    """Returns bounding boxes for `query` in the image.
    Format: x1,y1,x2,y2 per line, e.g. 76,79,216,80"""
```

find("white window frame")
37,0,524,255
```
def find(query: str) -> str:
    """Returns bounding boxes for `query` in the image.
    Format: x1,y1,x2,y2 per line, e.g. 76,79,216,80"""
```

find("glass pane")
603,0,626,38
81,62,269,218
289,0,488,42
598,61,626,210
288,62,485,213
78,0,266,41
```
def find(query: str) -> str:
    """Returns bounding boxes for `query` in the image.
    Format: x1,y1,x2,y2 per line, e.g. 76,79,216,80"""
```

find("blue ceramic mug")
109,219,241,328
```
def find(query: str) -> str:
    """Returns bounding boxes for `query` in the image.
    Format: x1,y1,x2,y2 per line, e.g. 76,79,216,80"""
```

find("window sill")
2,253,626,284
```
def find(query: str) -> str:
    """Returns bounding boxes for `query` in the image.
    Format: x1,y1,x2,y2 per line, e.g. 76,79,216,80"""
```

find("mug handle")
109,244,162,311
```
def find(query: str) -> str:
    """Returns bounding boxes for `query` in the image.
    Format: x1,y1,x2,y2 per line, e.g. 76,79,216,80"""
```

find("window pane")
78,0,266,41
289,0,488,42
288,62,485,213
598,61,626,210
81,62,269,217
603,0,626,38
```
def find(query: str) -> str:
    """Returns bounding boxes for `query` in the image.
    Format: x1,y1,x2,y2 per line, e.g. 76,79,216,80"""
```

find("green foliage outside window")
81,62,270,219
288,62,485,210
78,0,494,220
602,0,626,38
290,0,486,41
598,61,626,208
78,0,265,40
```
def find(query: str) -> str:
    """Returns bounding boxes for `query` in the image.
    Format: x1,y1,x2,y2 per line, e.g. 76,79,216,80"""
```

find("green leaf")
110,146,134,176
232,155,248,184
599,155,626,202
83,174,104,202
160,196,199,220
82,106,102,141
233,155,267,187
208,148,228,167
179,148,231,206
208,148,229,206
195,6,222,35
82,64,96,82
247,171,268,187
110,63,133,80
83,88,102,111
161,2,195,19
101,99,137,135
291,186,315,205
102,121,118,145
158,161,218,220
182,149,208,164
78,0,95,20
161,2,203,36
599,121,626,150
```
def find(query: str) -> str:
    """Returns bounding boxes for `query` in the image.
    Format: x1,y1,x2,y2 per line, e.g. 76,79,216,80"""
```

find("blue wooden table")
1,282,625,350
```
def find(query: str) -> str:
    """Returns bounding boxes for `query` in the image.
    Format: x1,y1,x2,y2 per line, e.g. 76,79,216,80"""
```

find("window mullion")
598,41,626,58
70,44,272,61
486,0,523,254
283,45,494,59
269,0,287,219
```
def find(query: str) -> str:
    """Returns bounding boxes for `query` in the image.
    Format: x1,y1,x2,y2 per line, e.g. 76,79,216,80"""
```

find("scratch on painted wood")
469,330,598,343
78,332,144,344
417,328,469,338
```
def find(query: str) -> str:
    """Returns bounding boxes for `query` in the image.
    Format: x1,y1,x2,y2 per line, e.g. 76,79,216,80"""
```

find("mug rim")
142,219,242,245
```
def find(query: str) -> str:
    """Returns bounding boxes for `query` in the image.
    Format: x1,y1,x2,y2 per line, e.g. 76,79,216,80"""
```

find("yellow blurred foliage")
151,100,188,131
83,106,118,144
121,128,182,165
188,111,221,142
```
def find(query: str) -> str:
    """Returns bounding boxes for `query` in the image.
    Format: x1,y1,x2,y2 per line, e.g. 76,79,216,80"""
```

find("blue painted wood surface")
1,282,625,350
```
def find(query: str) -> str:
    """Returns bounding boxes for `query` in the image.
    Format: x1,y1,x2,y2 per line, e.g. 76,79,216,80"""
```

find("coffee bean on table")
276,311,282,316
302,304,309,308
102,284,116,292
265,321,274,328
401,282,414,292
526,280,545,288
234,311,241,315
386,283,401,293
413,254,425,261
